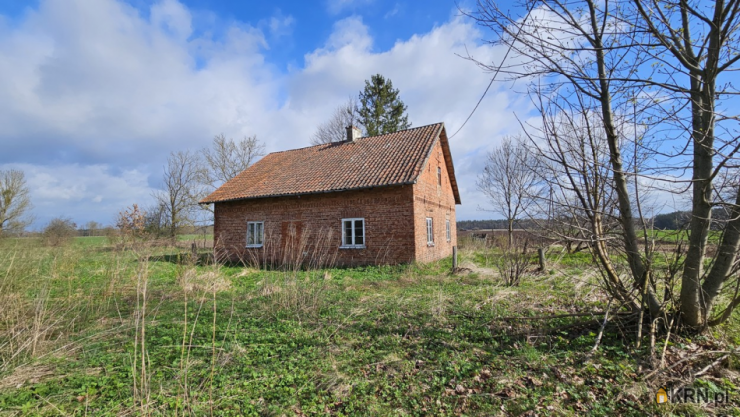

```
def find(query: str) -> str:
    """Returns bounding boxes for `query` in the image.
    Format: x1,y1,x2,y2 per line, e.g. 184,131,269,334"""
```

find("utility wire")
449,7,533,139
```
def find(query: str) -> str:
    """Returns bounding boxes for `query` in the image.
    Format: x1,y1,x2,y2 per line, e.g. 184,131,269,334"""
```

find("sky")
0,0,540,229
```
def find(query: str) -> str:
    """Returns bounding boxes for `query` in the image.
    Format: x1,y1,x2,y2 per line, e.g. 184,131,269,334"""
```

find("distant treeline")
652,209,731,230
9,225,215,239
459,208,732,232
457,219,533,230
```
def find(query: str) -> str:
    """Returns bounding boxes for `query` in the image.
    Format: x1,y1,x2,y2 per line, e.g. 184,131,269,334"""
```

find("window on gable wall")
437,167,442,185
341,218,365,248
247,221,264,247
446,219,451,242
426,218,434,245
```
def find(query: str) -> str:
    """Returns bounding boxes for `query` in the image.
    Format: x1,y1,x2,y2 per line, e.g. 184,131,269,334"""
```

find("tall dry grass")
221,225,340,321
0,229,349,413
0,239,127,372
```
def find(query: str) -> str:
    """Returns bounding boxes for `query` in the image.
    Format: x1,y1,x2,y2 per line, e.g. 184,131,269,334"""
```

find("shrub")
43,217,77,246
492,240,533,286
113,204,148,250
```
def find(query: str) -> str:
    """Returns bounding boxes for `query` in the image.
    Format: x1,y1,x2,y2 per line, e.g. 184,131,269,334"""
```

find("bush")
43,217,77,246
113,204,148,250
492,240,533,286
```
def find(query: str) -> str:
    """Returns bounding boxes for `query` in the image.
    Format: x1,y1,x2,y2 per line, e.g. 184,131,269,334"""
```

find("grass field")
0,236,737,416
647,229,723,244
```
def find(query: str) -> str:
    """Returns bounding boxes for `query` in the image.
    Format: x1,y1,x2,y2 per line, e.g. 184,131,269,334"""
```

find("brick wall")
412,138,458,262
213,185,416,266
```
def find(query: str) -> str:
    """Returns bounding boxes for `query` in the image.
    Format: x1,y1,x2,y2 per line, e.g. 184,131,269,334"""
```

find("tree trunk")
508,218,514,248
702,186,740,319
680,71,716,329
588,1,660,316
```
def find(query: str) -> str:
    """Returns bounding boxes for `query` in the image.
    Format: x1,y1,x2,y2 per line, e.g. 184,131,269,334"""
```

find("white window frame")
246,221,264,248
340,218,366,249
426,218,434,246
446,219,451,242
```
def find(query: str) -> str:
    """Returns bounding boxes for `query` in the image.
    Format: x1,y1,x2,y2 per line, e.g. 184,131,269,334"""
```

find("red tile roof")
200,122,461,204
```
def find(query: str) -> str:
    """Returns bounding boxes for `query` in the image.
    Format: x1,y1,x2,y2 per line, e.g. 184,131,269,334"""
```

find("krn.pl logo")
656,386,731,404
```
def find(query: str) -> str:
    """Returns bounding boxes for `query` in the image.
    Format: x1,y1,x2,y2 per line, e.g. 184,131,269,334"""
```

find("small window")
446,219,451,242
426,218,434,246
341,218,365,248
246,221,264,247
437,167,442,185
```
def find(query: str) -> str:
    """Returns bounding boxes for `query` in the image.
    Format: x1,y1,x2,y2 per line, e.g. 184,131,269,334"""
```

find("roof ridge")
362,122,444,139
265,122,445,156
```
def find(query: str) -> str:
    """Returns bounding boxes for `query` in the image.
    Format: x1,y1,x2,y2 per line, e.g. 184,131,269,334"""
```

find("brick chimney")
346,125,362,142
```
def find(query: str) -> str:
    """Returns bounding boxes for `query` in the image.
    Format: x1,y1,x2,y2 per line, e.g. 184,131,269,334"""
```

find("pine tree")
356,74,411,137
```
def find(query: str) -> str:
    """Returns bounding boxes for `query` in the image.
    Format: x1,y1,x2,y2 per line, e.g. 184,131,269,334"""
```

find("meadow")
0,236,737,416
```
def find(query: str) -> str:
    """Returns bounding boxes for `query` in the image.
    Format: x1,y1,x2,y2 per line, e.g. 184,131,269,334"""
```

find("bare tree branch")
477,135,538,246
153,150,205,239
311,98,358,145
0,169,33,236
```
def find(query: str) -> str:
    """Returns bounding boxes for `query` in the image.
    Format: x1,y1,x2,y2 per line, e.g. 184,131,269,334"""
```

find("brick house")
200,122,461,266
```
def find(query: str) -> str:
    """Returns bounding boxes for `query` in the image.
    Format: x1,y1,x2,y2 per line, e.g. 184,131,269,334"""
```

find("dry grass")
0,364,56,390
0,243,91,372
258,271,329,319
178,269,232,294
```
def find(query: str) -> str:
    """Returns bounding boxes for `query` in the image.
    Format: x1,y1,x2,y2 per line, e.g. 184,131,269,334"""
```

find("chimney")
346,125,362,142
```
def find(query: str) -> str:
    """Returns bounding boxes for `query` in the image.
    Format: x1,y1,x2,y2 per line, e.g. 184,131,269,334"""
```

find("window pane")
247,223,254,245
344,221,353,245
256,223,263,244
354,220,364,245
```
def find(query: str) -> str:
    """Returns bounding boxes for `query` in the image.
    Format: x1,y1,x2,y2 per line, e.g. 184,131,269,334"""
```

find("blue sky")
0,0,543,228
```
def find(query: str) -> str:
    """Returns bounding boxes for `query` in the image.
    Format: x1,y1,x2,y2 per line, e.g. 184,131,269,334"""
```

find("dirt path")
458,260,496,277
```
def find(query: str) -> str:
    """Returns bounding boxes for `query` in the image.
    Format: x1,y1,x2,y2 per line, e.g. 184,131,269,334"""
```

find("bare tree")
311,98,358,145
0,169,33,236
630,0,740,329
198,134,264,217
468,0,740,330
468,0,660,316
528,100,640,308
84,221,102,237
153,150,205,240
201,134,265,189
477,135,538,246
143,202,169,237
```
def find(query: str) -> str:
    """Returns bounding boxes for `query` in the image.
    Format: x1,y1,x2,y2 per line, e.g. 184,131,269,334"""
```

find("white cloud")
1,0,533,227
384,3,401,19
265,12,295,40
2,163,152,228
0,0,274,168
150,0,192,40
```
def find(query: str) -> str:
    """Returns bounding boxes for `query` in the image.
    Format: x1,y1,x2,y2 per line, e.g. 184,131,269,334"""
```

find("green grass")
178,234,214,242
647,229,722,244
0,239,737,416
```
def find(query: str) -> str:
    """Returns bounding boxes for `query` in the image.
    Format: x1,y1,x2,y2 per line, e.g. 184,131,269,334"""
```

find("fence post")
452,246,458,271
538,248,546,271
